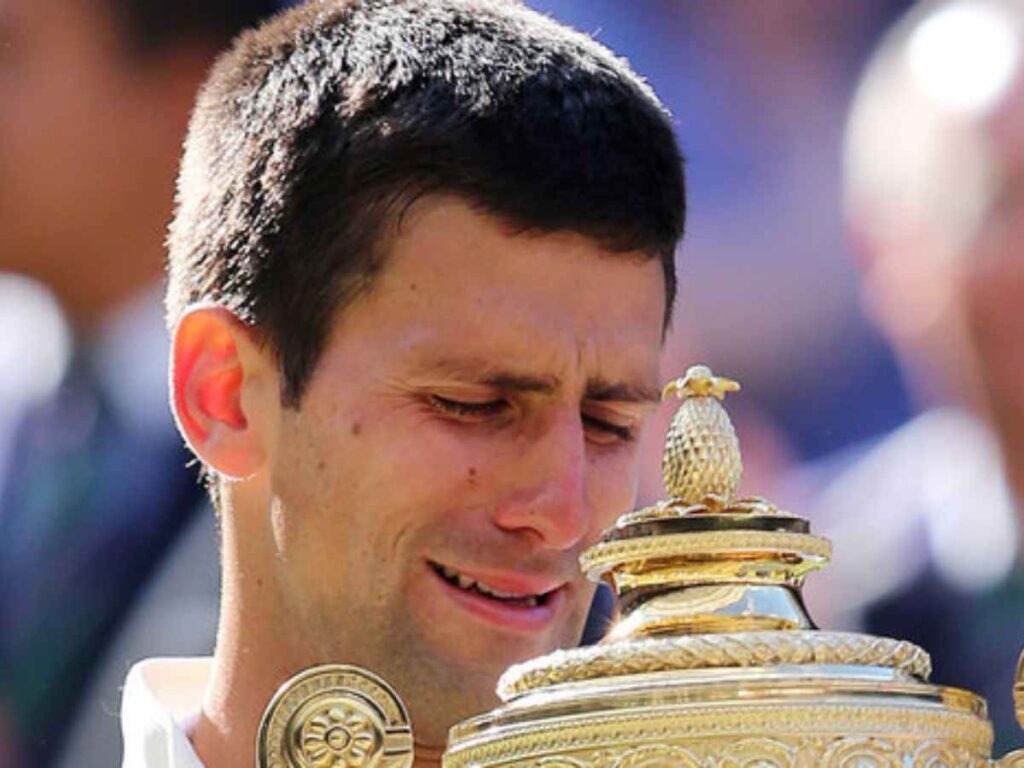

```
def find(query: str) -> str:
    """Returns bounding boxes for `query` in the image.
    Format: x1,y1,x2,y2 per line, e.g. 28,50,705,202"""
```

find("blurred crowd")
0,2,282,764
2,0,1023,763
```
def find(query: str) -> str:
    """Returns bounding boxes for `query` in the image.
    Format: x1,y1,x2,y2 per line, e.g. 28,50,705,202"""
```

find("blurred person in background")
0,0,279,764
800,0,1024,751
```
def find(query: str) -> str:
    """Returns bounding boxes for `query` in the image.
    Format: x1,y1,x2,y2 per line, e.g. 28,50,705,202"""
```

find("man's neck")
191,636,270,768
194,497,456,767
190,509,293,768
414,745,444,767
192,640,450,768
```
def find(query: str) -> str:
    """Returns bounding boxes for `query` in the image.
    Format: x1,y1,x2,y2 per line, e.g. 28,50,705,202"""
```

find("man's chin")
323,578,588,742
393,662,504,750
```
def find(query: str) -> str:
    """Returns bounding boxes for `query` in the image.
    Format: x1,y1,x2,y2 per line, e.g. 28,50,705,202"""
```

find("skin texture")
0,0,207,328
173,196,667,767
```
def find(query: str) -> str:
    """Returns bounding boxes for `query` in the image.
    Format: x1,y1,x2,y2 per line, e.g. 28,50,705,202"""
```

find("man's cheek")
589,459,640,531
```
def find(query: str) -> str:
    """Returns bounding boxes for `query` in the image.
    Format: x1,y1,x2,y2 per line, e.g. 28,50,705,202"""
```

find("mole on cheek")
467,466,478,485
351,421,363,436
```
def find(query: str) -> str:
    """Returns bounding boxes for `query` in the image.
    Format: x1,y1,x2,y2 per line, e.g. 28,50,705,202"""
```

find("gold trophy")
259,365,1024,767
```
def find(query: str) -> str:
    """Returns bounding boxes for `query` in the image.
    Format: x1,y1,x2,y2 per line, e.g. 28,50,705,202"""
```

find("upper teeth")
438,564,539,603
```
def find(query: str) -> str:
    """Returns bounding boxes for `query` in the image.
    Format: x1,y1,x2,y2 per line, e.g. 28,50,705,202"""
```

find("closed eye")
427,394,637,443
582,413,635,444
426,394,509,420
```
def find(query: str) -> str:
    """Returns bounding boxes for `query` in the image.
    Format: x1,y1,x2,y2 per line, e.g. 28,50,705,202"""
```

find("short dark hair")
167,0,686,407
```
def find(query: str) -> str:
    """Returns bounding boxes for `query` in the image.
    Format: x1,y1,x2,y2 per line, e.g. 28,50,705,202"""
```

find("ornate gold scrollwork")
257,665,413,768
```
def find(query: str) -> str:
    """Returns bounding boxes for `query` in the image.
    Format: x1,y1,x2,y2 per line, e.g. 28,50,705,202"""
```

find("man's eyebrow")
482,372,559,394
410,358,659,403
411,358,560,394
585,378,661,405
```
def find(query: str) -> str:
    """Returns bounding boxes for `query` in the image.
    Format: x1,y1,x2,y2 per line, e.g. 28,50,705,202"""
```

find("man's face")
262,196,666,743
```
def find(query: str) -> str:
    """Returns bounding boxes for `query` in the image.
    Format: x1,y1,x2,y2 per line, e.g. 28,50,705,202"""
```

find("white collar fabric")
120,658,210,768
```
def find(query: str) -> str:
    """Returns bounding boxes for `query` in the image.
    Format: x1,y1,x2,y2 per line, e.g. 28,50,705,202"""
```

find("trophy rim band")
495,629,934,700
580,529,833,584
606,511,811,538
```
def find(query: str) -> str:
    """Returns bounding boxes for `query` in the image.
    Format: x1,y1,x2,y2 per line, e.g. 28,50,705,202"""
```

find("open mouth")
428,561,555,609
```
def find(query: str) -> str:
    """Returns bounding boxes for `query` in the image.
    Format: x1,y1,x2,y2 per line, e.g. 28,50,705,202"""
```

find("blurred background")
3,0,1024,763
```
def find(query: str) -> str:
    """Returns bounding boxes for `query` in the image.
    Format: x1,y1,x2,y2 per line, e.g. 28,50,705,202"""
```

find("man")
803,0,1024,751
0,0,277,764
121,1,686,765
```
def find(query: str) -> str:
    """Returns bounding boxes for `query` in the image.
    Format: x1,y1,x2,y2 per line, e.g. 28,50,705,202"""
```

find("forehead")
328,196,667,385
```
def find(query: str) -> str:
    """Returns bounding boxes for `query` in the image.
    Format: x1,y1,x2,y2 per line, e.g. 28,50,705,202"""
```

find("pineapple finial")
661,365,742,506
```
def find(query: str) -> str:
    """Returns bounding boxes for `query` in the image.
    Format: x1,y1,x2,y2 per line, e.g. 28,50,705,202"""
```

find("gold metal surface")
257,664,413,768
443,363,1024,767
661,366,743,507
496,630,933,699
1017,651,1024,730
581,528,832,588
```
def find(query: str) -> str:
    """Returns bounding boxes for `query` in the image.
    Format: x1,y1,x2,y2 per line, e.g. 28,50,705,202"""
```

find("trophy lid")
444,365,1005,768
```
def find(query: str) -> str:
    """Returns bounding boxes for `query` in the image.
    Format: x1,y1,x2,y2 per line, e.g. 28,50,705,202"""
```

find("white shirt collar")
121,658,210,768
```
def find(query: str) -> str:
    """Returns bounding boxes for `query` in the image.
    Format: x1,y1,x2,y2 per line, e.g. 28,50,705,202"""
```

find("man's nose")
492,412,589,551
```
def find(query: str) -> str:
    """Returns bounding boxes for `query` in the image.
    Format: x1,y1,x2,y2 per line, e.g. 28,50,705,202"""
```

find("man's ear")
170,305,273,479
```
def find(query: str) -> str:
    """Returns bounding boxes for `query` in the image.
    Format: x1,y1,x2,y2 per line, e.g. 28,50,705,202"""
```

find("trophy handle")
995,651,1024,766
257,664,414,768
